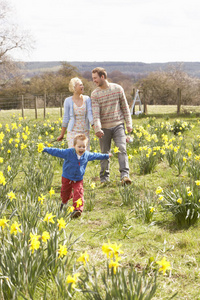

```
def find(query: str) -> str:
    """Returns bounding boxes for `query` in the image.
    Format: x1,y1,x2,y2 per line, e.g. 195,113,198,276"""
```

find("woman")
57,77,93,150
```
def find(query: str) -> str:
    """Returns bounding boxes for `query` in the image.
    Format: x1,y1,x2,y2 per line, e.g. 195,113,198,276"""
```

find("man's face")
92,72,104,87
74,139,87,156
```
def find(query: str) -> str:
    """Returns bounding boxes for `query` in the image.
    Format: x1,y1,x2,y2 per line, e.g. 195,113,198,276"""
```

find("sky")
8,0,200,63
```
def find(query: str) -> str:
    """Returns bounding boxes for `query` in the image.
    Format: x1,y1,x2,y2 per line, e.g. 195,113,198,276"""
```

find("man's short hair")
92,67,107,79
73,134,88,146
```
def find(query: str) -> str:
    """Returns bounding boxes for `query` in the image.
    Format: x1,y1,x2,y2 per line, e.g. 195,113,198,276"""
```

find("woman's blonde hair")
69,77,82,93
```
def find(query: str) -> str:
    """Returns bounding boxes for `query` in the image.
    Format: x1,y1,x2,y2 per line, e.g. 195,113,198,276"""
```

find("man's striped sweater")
91,83,132,133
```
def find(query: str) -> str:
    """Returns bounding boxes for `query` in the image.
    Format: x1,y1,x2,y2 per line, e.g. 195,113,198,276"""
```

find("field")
1,106,200,299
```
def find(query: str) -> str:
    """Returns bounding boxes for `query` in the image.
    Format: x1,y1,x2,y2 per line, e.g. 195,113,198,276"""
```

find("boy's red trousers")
61,177,84,212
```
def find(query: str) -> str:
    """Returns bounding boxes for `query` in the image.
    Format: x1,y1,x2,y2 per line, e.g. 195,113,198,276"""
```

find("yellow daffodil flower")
156,187,163,194
10,221,22,235
7,191,16,201
77,251,89,266
57,218,66,231
177,198,182,204
38,194,45,204
38,143,44,153
66,273,80,289
41,231,50,243
156,257,171,275
0,217,9,229
43,212,56,224
113,146,120,153
49,187,55,198
58,244,68,258
76,198,82,208
109,257,121,274
0,172,6,185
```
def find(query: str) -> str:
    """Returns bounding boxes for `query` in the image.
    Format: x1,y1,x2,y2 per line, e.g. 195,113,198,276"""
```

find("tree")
0,0,32,60
58,62,79,78
0,0,33,87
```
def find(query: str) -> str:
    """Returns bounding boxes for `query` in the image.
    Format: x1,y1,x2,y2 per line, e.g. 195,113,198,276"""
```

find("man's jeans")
99,123,129,182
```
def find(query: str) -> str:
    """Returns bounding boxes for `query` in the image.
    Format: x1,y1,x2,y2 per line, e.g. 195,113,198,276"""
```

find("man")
91,67,132,184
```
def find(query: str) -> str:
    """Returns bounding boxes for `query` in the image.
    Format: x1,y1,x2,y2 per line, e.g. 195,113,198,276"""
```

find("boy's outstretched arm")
88,152,112,161
43,147,68,159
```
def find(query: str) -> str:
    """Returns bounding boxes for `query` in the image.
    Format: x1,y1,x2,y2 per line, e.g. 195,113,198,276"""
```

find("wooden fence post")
177,88,181,114
21,95,24,118
44,92,46,119
143,92,147,114
35,96,38,119
132,88,135,115
60,94,63,117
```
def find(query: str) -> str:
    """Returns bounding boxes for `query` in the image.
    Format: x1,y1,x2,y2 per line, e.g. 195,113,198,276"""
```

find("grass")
1,106,200,299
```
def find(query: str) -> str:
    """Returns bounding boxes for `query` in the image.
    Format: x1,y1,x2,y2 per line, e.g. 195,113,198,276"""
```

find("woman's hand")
57,135,64,141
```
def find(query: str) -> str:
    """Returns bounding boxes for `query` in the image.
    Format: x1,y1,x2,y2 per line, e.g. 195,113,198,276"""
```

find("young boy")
43,134,112,218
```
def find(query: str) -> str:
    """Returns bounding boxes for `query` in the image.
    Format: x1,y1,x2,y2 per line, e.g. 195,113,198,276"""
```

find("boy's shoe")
121,177,132,185
70,210,82,218
60,203,64,211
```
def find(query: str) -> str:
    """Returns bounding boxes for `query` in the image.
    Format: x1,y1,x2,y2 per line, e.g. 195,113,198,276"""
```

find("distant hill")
20,61,200,78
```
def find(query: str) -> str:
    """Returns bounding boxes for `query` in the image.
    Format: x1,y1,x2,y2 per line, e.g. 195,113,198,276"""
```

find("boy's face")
74,139,87,156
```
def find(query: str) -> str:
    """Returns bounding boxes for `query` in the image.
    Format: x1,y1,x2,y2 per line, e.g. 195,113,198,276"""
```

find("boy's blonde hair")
69,77,82,93
73,134,88,146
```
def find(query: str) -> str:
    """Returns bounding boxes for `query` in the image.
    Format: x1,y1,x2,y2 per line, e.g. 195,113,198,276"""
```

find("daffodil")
0,217,9,229
29,233,41,253
7,191,16,201
49,187,55,198
0,171,6,185
66,273,80,289
38,194,45,204
76,198,82,208
43,212,56,224
109,257,121,274
102,240,123,258
150,207,155,213
58,244,68,258
195,180,200,186
90,182,96,189
67,206,75,214
57,218,66,231
41,231,50,243
156,257,171,275
10,221,22,235
156,187,163,194
38,143,44,153
77,251,89,266
113,146,120,153
177,198,182,204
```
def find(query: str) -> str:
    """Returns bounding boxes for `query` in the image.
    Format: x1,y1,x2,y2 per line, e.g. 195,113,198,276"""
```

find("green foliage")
161,182,200,227
169,119,193,135
78,265,157,300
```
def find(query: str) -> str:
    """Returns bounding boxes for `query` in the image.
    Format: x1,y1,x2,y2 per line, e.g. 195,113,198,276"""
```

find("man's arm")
119,86,132,132
91,92,103,136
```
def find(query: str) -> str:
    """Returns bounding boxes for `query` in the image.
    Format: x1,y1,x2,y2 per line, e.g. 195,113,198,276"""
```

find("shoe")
121,177,132,185
70,210,81,218
60,203,64,211
100,179,109,184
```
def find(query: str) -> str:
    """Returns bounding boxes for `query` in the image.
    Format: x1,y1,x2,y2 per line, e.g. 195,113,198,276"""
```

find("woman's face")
74,81,84,94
